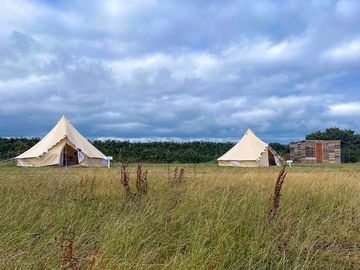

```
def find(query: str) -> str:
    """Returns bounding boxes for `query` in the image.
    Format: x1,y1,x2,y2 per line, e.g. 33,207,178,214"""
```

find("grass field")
1,163,360,269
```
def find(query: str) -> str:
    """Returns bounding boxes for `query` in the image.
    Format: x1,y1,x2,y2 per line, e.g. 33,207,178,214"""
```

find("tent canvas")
15,115,107,167
217,128,282,167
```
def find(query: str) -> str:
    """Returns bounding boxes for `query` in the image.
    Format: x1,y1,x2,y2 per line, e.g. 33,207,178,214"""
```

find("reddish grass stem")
120,163,149,199
136,162,149,196
268,165,287,222
120,164,131,198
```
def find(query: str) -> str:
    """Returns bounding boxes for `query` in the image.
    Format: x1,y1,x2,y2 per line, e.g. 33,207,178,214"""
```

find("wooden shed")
290,140,341,164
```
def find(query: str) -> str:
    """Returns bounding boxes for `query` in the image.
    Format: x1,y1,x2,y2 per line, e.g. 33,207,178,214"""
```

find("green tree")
306,128,356,143
269,143,289,158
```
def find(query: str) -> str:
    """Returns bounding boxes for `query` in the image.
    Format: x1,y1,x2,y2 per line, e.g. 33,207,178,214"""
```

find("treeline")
1,127,359,163
92,141,233,163
0,138,287,164
0,138,40,160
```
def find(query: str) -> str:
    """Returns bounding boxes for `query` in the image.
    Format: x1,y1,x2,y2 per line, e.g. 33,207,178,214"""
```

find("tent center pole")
65,144,67,169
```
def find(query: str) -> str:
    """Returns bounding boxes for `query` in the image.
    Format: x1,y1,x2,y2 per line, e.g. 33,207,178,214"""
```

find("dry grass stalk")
170,167,186,208
86,248,100,270
120,164,131,198
136,162,149,196
55,225,102,270
54,226,79,270
120,163,149,199
268,165,287,222
173,167,185,187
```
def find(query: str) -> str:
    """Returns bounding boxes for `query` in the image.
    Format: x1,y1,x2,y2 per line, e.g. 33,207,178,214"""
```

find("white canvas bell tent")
217,128,282,167
15,115,108,167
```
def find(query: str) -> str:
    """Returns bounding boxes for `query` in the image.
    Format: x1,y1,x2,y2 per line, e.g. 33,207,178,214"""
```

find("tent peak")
246,128,254,133
245,128,258,138
59,115,71,123
243,129,267,147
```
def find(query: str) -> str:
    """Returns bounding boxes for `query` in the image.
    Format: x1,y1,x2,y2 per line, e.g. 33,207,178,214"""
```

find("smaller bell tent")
15,115,108,167
217,128,282,167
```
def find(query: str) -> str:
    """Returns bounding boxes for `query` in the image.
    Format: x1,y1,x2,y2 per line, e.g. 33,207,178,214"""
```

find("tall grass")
1,164,360,269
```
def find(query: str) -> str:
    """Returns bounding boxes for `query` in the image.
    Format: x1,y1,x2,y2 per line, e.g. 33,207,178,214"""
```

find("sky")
0,0,359,143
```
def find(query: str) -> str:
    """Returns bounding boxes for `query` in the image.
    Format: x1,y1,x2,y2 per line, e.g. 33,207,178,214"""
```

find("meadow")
1,163,360,269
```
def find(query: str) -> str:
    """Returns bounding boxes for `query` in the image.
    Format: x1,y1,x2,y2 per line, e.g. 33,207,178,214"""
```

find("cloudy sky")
0,0,359,142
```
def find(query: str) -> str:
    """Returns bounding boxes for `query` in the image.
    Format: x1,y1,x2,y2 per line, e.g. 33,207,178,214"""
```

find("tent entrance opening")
62,144,79,166
268,150,277,166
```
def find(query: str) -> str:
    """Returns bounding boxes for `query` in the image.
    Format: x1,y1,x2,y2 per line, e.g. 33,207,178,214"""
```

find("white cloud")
99,122,149,131
328,102,360,116
324,39,360,61
107,52,220,82
0,74,61,92
222,38,306,64
232,109,276,121
107,38,307,84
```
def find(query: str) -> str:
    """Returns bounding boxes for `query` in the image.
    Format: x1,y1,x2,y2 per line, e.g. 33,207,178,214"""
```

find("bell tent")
217,128,282,167
15,115,108,167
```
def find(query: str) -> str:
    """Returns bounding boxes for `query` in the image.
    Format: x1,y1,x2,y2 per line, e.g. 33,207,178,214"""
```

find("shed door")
316,142,323,163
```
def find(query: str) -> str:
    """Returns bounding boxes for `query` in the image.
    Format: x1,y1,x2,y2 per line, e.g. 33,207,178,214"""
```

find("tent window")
62,144,79,166
268,150,276,166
